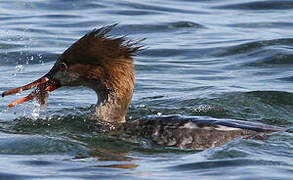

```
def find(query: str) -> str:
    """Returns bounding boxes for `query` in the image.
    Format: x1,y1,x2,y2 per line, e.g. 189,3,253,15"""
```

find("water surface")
0,0,292,179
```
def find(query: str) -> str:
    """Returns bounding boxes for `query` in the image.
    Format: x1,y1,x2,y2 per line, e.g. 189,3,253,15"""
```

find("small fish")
7,84,48,107
2,76,59,107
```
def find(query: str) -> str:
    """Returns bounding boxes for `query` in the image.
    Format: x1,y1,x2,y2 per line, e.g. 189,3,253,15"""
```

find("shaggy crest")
59,24,144,65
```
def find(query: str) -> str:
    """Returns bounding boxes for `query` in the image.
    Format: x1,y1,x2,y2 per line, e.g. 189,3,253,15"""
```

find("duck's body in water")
2,25,283,150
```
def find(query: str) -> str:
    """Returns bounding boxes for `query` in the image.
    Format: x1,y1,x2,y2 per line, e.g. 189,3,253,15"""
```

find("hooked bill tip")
8,103,15,107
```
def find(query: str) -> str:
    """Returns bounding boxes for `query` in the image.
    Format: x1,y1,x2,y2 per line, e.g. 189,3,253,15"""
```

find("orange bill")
8,93,35,107
2,75,60,107
2,77,49,97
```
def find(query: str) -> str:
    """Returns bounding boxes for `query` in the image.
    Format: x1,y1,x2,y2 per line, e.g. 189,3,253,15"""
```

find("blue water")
0,0,293,179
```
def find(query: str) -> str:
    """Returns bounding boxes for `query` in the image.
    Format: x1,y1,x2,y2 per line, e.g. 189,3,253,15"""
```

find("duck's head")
2,24,143,123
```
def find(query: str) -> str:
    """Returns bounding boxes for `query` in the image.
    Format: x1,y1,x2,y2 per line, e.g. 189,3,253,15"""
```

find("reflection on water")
0,0,293,179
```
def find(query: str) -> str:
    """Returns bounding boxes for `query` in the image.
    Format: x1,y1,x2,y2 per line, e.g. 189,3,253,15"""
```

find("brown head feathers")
59,24,144,66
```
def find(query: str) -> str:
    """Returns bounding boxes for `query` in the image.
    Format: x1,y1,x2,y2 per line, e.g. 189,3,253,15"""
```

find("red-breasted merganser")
2,25,283,150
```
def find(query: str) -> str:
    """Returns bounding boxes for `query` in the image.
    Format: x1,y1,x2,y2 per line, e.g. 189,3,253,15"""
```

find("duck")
2,24,283,150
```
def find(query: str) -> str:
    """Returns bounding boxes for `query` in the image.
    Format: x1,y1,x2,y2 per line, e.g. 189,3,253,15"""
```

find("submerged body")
101,115,281,149
2,25,283,150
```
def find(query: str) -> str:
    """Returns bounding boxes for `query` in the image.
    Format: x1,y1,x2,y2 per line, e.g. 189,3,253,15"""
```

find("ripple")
40,14,81,19
0,43,22,50
0,135,88,155
247,53,293,67
3,0,107,11
228,22,293,29
169,158,287,171
217,38,293,57
135,91,292,127
216,1,293,10
106,9,161,16
44,20,105,28
247,91,293,105
0,172,34,180
19,160,59,166
279,76,293,82
114,1,203,14
118,21,204,34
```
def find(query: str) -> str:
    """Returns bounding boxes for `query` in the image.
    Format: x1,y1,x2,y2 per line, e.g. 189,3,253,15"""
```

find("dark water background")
0,0,293,179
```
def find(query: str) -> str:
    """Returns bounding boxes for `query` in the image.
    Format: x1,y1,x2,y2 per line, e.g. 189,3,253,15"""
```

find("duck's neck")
94,92,129,123
92,59,135,123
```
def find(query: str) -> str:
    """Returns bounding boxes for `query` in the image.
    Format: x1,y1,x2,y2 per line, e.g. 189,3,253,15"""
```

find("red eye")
59,62,67,71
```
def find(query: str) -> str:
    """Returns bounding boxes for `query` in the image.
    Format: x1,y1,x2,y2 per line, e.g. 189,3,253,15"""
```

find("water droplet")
138,104,146,108
194,105,213,112
15,65,24,72
31,101,40,120
157,112,162,116
16,89,23,96
31,109,40,119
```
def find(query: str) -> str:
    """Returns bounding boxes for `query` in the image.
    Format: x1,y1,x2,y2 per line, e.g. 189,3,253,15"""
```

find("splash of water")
31,91,49,120
31,100,40,119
